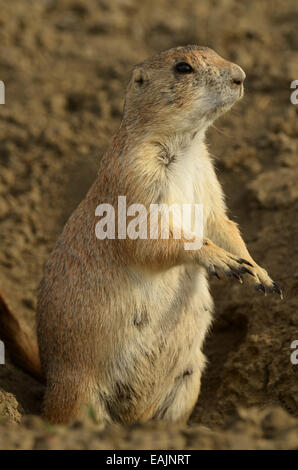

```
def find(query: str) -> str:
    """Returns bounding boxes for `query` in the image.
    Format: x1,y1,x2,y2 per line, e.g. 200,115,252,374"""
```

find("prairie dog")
1,45,282,425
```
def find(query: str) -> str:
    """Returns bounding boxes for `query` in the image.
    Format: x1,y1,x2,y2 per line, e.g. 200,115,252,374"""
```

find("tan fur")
0,292,42,382
0,45,281,425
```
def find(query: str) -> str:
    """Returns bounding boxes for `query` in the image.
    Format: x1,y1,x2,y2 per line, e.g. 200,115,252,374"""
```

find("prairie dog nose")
230,64,246,86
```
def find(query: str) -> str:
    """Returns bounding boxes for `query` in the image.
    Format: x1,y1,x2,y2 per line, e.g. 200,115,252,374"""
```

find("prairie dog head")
124,45,245,136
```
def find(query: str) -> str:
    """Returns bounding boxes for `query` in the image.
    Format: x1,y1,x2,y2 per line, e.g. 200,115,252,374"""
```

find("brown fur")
0,292,43,382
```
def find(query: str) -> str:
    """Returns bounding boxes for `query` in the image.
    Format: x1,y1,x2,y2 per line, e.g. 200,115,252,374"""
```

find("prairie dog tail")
0,292,44,383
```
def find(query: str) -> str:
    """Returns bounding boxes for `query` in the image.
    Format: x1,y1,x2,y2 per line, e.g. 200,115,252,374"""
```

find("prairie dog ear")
132,67,149,86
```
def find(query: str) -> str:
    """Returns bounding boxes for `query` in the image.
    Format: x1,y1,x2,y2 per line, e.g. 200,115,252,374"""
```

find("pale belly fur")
93,256,213,423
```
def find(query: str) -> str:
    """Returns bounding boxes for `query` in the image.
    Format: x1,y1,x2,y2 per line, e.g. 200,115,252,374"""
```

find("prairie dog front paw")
198,239,254,283
249,265,283,299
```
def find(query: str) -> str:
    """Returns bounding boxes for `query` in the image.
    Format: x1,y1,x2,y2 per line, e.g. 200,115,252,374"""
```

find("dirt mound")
0,0,298,449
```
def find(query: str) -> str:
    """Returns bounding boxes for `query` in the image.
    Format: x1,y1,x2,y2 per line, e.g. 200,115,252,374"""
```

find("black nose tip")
230,64,246,86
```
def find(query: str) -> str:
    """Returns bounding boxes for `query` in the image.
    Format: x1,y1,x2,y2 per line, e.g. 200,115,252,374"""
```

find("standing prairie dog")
0,45,282,425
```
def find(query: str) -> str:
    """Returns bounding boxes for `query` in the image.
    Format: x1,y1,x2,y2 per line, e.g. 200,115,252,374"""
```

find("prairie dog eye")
175,62,194,74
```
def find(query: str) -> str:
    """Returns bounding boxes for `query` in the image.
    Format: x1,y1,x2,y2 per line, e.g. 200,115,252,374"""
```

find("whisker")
211,123,231,138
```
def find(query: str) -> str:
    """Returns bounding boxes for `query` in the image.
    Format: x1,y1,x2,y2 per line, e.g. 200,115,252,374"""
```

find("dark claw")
272,281,281,294
238,258,254,267
239,266,254,277
227,266,243,283
256,283,266,294
232,272,243,283
272,282,283,299
208,266,221,279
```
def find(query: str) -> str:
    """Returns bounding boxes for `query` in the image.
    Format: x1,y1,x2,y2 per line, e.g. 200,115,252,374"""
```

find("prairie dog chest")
164,136,216,221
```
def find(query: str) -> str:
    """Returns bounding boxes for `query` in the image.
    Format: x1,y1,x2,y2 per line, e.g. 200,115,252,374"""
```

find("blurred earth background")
0,0,298,449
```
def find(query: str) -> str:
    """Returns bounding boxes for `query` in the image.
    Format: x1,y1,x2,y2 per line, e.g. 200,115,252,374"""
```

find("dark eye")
175,62,194,74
